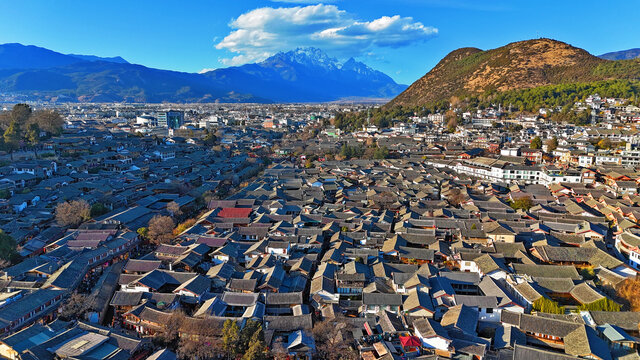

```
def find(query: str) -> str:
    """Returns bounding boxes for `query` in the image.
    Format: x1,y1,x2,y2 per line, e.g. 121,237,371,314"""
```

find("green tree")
304,158,314,168
203,130,217,146
533,297,565,314
90,203,109,217
238,320,262,352
10,104,31,124
0,230,19,264
510,197,534,211
339,144,364,159
136,227,149,241
373,146,390,160
596,138,612,150
530,136,542,149
242,324,266,360
0,189,10,199
222,319,240,359
3,121,21,160
25,123,40,158
577,297,620,312
546,137,558,151
242,330,267,360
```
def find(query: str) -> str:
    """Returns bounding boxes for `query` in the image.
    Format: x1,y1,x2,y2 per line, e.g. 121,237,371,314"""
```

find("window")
486,308,493,313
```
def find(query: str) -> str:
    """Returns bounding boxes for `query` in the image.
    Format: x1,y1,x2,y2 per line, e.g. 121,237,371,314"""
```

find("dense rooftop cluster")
0,99,639,360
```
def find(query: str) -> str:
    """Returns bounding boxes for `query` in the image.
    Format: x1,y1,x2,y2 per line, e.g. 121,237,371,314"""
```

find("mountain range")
0,43,406,103
599,48,640,60
0,43,128,70
388,39,640,108
202,48,406,102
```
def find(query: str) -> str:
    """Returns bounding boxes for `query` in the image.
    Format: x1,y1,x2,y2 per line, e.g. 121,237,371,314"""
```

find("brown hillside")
388,38,640,107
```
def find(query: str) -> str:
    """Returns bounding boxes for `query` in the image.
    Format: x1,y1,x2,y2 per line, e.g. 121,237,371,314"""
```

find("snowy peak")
263,47,341,71
262,47,389,80
237,47,406,100
341,57,374,74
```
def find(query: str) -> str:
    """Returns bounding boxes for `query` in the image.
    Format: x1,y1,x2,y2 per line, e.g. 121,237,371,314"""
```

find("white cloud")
269,0,337,3
314,15,437,48
216,4,437,65
219,52,273,66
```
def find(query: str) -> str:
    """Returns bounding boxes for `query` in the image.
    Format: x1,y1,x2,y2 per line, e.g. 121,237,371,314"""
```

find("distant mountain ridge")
67,54,129,64
201,48,407,102
0,43,81,70
599,48,640,60
388,38,640,108
0,43,406,103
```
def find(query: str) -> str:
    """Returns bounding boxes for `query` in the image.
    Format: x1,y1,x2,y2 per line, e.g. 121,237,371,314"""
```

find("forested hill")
387,38,640,108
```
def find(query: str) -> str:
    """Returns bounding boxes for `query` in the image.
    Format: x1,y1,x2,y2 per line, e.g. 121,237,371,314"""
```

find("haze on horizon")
0,0,637,84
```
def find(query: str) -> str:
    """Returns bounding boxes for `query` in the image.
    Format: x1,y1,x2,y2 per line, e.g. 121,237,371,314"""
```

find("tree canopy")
0,104,64,157
0,230,18,264
533,297,565,314
530,136,542,149
148,215,175,244
56,200,91,227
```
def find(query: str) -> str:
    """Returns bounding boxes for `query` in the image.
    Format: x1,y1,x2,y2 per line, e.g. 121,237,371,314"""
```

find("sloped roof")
512,264,581,280
403,289,434,313
441,304,477,335
569,282,605,305
217,207,252,219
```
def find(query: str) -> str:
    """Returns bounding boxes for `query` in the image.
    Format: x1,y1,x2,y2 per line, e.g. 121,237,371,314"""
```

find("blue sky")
0,0,637,84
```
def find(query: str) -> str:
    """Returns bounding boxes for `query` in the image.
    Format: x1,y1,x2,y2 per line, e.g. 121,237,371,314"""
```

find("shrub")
577,297,620,312
533,297,565,314
510,197,534,211
173,219,197,236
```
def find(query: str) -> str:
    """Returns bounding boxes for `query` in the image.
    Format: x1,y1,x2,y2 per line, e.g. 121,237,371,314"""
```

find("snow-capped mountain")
203,48,407,102
264,48,342,71
0,43,406,103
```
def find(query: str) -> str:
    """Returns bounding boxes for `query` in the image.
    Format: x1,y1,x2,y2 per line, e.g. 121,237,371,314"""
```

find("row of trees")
530,136,559,151
158,315,360,360
338,144,391,160
330,80,640,134
139,211,198,245
0,104,64,158
157,315,267,360
532,297,565,314
339,144,365,159
468,80,640,113
56,198,198,244
548,106,591,125
534,295,621,313
577,297,621,312
333,106,418,132
55,200,112,226
221,319,267,360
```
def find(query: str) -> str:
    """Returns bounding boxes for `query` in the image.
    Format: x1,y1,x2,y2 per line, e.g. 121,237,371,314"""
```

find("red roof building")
217,207,252,219
399,335,421,347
